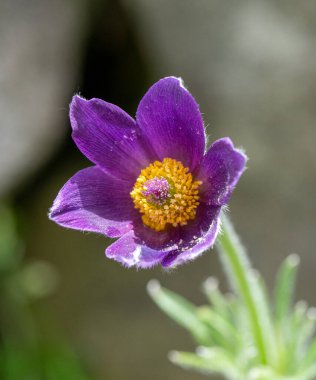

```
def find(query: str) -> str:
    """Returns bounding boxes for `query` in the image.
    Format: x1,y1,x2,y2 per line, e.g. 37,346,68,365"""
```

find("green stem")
217,214,268,365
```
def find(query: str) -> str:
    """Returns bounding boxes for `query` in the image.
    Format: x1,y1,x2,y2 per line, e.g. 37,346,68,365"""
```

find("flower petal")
132,213,180,251
136,77,205,171
49,166,135,237
70,95,154,181
161,205,221,267
105,231,167,269
105,205,221,268
162,214,220,268
196,138,247,206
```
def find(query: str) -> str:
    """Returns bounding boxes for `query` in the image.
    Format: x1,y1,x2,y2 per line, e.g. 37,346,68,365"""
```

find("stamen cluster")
130,158,202,231
142,177,171,206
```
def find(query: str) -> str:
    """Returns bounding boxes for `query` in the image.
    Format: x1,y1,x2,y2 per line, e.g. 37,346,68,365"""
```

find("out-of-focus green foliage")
0,342,90,380
0,205,20,272
0,204,91,380
148,216,316,380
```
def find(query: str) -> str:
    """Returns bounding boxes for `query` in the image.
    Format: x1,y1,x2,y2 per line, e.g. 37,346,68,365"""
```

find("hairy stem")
217,214,268,365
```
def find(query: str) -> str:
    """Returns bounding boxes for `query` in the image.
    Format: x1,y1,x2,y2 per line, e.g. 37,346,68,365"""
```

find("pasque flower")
49,77,246,268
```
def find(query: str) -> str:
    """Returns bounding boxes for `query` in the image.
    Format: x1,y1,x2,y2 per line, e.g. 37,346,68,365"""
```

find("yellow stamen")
130,158,202,232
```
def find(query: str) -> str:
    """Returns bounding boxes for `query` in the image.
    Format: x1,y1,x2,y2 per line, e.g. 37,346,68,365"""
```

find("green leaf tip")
146,279,161,296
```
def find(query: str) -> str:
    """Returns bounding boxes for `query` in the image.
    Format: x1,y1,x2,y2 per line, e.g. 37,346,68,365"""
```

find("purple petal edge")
136,77,206,171
197,137,247,206
105,205,221,269
105,231,168,269
161,210,221,268
70,95,154,182
49,166,135,238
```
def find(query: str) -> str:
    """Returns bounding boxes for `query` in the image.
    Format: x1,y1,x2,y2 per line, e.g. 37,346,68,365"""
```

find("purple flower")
49,77,246,268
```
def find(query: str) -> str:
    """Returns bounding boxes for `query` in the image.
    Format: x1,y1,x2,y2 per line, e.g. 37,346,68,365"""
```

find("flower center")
130,158,202,232
142,176,171,206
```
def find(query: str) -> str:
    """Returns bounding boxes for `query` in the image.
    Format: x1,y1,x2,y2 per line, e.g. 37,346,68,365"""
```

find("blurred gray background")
1,0,316,379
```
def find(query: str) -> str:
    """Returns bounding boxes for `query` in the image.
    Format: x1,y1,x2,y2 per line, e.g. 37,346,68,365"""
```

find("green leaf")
202,277,234,321
288,307,316,374
298,338,316,372
147,280,213,345
274,254,300,324
247,366,287,380
169,348,243,379
197,306,241,352
248,270,278,366
297,363,316,380
217,214,275,365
